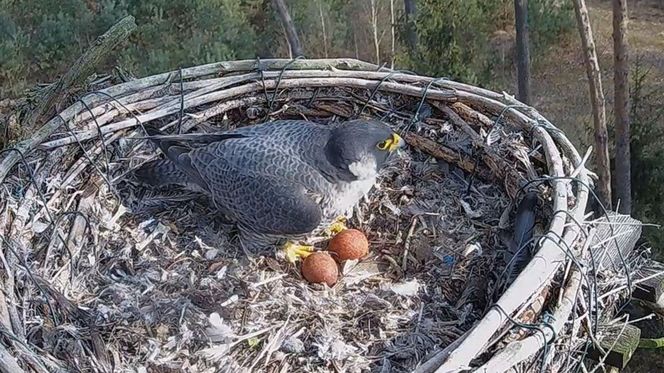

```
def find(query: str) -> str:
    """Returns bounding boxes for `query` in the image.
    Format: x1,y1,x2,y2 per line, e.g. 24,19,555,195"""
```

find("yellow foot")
326,216,348,236
283,241,314,263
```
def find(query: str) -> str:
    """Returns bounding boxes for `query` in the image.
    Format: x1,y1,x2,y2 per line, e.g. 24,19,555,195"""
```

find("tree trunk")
24,16,137,130
271,0,304,57
404,0,418,52
390,0,396,68
318,0,328,58
572,0,612,210
514,0,531,105
370,0,381,65
613,0,631,214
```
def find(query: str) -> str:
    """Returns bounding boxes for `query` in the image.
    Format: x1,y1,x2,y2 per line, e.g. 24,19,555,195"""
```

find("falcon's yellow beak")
377,133,404,152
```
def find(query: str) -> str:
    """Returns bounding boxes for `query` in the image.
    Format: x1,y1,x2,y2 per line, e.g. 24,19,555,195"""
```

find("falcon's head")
324,119,404,181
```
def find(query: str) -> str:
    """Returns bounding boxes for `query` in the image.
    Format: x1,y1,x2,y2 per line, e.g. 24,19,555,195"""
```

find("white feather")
348,156,377,180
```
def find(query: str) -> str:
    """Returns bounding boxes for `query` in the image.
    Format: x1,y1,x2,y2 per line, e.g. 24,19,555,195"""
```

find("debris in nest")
0,64,614,373
390,279,421,297
463,242,483,257
459,198,483,219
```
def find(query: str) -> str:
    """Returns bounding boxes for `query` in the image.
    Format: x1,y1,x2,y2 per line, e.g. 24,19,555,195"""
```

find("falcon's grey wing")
190,120,334,192
190,149,322,235
135,120,332,236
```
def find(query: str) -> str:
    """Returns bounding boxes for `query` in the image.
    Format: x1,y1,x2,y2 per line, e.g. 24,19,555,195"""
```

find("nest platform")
0,58,648,372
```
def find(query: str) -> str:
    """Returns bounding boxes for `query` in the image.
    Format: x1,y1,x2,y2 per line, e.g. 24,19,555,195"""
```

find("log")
40,77,456,148
403,132,493,180
0,59,382,184
632,261,664,305
477,231,591,372
587,323,640,369
272,0,304,57
613,0,631,214
432,89,591,372
436,102,577,372
0,344,25,373
435,101,527,197
572,0,612,209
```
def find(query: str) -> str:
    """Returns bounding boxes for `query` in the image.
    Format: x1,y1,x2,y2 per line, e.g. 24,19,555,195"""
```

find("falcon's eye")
377,139,390,150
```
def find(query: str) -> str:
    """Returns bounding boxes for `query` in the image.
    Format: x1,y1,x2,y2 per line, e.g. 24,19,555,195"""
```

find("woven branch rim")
0,58,593,372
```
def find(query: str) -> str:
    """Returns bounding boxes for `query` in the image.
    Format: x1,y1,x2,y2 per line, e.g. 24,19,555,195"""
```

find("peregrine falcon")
132,119,403,261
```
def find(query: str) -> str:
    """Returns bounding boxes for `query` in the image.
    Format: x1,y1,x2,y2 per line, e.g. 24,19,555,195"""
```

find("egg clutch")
300,229,369,287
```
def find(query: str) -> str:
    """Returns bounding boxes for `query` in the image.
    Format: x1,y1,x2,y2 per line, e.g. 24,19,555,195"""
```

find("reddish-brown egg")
328,229,369,261
301,252,338,286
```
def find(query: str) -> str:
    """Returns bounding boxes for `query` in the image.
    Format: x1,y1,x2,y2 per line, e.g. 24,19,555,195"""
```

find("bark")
404,0,418,52
514,0,531,105
390,0,396,68
572,0,612,210
613,0,631,214
317,0,328,58
370,0,381,65
271,0,304,57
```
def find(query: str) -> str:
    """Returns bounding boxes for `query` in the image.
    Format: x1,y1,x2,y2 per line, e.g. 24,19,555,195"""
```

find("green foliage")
0,0,260,97
528,0,575,55
399,0,506,84
0,9,29,92
119,0,258,76
0,0,576,97
396,0,574,85
629,57,664,258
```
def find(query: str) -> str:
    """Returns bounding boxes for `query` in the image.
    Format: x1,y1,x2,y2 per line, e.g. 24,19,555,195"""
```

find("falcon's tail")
132,126,246,191
132,159,189,187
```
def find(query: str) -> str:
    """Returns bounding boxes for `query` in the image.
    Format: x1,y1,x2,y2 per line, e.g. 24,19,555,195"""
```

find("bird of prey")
132,119,403,262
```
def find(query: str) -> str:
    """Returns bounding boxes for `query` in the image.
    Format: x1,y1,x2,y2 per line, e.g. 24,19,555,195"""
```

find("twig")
402,217,418,271
0,343,25,373
403,132,492,180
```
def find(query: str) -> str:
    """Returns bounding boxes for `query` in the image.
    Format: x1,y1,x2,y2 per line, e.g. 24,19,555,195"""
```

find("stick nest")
0,59,642,372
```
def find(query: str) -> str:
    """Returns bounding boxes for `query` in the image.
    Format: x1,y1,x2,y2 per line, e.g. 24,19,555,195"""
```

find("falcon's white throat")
324,155,379,219
348,155,378,180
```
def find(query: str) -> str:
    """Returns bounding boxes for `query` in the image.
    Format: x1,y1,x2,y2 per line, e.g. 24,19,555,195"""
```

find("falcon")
132,119,403,262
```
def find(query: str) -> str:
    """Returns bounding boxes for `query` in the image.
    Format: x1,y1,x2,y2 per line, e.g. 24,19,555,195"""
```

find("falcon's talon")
327,216,348,236
283,241,314,263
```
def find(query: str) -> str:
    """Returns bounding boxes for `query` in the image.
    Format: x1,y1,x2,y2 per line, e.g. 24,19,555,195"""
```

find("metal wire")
404,77,449,133
356,70,417,118
517,176,633,305
488,303,556,373
268,56,305,113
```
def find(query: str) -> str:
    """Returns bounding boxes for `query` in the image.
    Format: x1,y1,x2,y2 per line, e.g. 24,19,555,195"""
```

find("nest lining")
0,58,640,373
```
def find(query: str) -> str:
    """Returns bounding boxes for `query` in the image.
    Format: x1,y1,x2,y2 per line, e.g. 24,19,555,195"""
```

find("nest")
0,58,645,372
